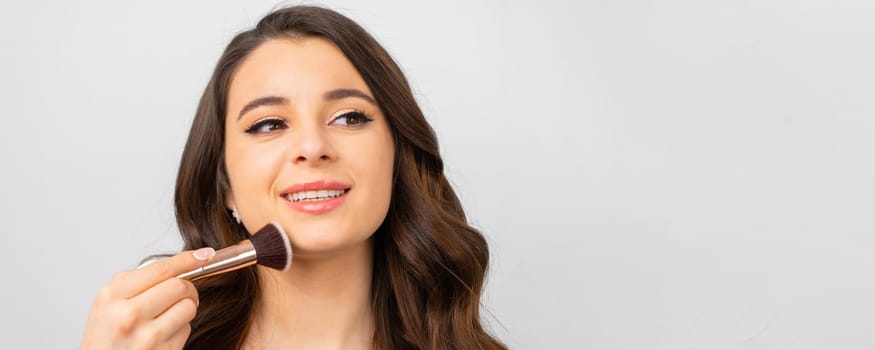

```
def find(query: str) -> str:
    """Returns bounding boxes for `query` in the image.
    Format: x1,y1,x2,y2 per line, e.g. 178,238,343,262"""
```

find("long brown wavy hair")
174,5,504,349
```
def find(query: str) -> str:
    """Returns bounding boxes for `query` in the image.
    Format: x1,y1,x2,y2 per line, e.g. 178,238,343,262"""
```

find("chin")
285,229,374,259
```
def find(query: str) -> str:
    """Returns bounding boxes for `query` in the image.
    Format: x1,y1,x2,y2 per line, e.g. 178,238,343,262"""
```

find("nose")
289,122,337,166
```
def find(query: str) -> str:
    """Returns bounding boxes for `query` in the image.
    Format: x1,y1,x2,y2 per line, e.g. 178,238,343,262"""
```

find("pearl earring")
231,205,241,224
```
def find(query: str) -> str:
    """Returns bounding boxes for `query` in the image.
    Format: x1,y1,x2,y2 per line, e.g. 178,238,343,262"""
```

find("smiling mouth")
282,188,350,202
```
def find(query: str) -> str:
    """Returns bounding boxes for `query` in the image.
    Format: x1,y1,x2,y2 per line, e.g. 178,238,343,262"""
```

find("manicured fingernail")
193,247,215,261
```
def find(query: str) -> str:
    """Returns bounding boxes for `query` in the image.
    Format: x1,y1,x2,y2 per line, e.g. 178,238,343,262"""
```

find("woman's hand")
81,248,215,349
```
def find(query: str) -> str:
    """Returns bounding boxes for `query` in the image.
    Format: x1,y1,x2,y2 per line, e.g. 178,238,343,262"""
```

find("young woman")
82,5,505,349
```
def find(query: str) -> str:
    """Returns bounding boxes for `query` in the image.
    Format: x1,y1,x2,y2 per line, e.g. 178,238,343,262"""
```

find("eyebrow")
237,96,289,121
236,89,377,121
323,88,376,105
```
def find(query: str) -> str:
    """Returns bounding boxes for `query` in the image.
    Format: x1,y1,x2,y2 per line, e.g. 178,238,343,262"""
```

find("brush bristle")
250,221,292,271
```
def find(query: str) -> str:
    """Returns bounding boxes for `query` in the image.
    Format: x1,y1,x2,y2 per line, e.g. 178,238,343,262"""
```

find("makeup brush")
176,221,292,281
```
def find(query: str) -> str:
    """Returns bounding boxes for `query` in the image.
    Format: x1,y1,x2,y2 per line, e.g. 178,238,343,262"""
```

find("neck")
245,240,375,349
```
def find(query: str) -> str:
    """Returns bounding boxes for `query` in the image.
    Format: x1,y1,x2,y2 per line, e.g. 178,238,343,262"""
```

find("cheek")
226,139,286,197
374,145,395,198
351,131,395,210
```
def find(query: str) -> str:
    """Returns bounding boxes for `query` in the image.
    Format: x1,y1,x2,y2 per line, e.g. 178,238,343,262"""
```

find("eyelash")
244,117,287,134
243,110,374,135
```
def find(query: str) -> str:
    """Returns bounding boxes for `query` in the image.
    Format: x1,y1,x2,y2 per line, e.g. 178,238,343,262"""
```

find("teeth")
284,189,346,202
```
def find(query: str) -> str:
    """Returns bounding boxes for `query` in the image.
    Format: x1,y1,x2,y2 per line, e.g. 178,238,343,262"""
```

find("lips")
280,179,351,214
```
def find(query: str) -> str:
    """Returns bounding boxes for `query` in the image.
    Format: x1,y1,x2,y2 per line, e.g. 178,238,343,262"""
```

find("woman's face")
224,37,394,258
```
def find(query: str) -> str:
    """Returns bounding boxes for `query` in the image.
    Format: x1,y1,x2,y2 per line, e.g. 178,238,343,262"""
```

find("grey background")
1,0,873,348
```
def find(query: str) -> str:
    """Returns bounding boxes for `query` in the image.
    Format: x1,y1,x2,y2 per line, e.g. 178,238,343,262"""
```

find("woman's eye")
244,118,287,134
331,111,374,128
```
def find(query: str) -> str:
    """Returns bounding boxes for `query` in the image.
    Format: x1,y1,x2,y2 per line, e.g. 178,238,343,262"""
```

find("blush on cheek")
239,144,286,177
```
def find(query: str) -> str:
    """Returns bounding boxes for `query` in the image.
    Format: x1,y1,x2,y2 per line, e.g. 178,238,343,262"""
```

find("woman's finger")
111,248,215,298
149,297,198,342
166,323,192,349
130,276,199,320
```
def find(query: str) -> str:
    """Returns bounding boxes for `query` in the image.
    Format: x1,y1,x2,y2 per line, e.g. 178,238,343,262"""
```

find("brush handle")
177,240,256,281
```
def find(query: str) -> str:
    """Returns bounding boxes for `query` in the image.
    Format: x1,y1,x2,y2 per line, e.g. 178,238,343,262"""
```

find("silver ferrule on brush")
177,240,256,281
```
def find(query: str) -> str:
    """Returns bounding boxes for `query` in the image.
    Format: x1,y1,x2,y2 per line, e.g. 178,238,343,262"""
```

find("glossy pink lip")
280,180,351,215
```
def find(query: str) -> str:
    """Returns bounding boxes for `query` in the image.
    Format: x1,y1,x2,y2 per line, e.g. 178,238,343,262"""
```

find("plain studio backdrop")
1,0,873,348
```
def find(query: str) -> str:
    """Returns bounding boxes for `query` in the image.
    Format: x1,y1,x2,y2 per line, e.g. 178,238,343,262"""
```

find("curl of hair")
174,5,505,349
